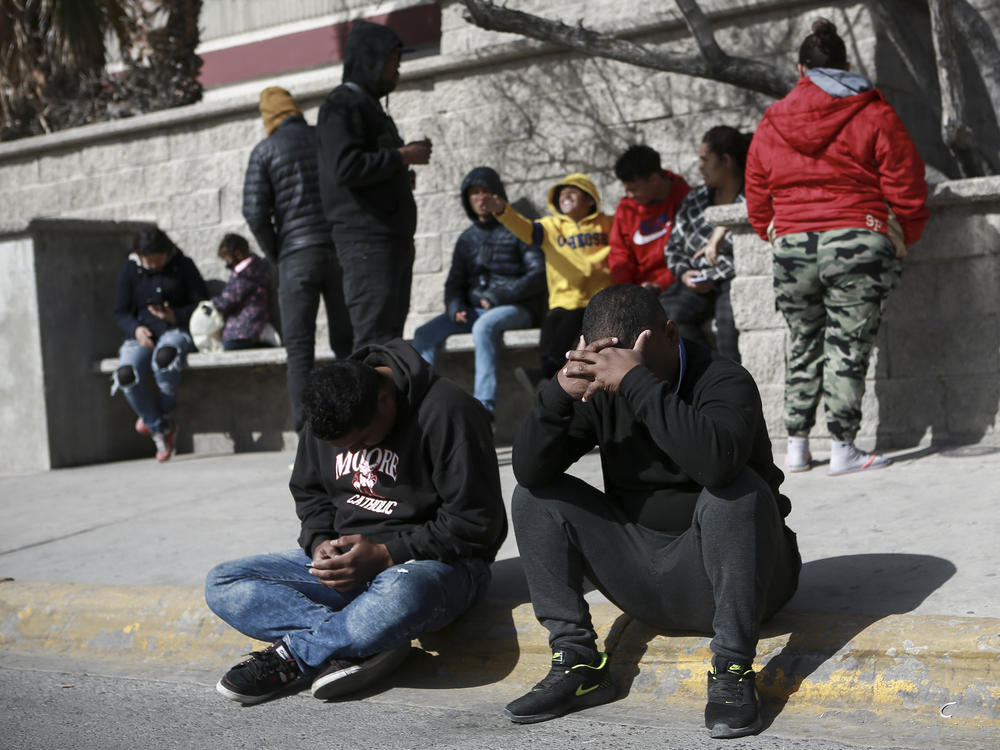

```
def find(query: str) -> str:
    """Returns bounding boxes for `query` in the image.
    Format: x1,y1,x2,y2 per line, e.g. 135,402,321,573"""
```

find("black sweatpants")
538,307,586,377
512,468,800,664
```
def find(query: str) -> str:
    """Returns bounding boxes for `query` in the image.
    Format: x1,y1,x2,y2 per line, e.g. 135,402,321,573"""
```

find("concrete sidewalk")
2,443,1000,741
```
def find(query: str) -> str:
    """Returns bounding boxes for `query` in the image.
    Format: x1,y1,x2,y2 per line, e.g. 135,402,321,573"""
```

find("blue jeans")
111,328,194,435
205,549,491,674
412,304,532,412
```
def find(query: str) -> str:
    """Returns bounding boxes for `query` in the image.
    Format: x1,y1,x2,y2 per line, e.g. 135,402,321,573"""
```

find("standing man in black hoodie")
243,86,353,433
505,284,800,739
206,339,506,705
317,21,432,348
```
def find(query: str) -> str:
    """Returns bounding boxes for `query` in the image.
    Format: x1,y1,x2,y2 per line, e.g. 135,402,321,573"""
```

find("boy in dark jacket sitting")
412,166,546,416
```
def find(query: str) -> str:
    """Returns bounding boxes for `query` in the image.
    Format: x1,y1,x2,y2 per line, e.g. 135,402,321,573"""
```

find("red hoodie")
609,170,691,290
745,77,928,246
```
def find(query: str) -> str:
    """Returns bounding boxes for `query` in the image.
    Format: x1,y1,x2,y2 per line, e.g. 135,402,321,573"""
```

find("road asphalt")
2,440,999,745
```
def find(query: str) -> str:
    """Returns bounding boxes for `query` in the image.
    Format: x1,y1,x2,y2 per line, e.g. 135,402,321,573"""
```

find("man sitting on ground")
206,339,507,704
505,284,801,738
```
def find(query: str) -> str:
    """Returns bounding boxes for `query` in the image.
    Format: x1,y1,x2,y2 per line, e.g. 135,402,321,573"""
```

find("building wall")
2,0,998,466
0,1,885,349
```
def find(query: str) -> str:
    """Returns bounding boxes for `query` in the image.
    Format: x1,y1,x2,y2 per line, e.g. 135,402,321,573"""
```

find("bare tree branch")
868,0,931,90
951,0,1000,129
459,0,795,98
674,0,725,65
928,0,990,176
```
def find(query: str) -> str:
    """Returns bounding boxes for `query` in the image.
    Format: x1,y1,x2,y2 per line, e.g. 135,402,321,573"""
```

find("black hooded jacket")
291,339,508,565
242,115,334,262
316,22,416,242
444,167,547,323
112,248,208,340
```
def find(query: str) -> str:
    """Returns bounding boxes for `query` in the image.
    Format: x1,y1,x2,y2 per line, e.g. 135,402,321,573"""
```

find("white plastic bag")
190,300,224,352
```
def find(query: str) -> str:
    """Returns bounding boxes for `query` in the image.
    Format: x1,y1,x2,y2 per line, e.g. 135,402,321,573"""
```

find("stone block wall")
708,176,1000,451
0,1,883,350
2,0,999,468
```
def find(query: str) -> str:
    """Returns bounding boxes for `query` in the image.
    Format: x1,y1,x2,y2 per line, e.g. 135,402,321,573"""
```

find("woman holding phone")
663,124,751,363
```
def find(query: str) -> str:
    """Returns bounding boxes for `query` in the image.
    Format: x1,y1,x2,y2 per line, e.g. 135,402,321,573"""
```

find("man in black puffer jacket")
243,86,353,432
317,21,433,348
412,167,546,416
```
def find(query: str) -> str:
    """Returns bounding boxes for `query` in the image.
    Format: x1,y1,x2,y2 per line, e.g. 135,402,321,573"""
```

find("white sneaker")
784,436,812,472
828,441,891,476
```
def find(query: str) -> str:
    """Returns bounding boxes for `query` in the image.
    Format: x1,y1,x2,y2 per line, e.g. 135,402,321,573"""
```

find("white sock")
786,436,810,466
830,440,861,465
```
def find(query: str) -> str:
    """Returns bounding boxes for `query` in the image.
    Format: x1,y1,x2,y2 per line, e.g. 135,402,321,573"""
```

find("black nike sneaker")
705,655,763,738
504,650,614,723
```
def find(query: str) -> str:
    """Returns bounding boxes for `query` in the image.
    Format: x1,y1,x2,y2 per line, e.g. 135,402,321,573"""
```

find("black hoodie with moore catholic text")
291,339,508,566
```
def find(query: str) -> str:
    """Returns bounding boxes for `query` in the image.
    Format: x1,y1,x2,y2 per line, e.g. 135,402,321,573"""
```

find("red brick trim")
198,2,441,88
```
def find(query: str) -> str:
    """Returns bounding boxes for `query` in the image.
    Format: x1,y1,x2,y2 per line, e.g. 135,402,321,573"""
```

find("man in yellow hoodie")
482,174,613,391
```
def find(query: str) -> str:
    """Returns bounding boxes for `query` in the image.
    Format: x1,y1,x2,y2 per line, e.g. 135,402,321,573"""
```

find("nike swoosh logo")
632,227,668,245
576,683,602,696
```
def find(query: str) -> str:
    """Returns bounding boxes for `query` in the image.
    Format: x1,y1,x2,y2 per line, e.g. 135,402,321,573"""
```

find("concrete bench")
95,328,542,374
95,328,542,457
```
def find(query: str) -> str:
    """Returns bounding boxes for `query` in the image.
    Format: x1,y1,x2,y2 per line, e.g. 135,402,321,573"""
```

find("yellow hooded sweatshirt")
494,173,613,310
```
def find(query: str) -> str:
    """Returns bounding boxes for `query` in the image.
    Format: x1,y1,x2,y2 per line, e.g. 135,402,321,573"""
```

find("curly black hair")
614,144,662,182
582,284,667,348
302,360,383,441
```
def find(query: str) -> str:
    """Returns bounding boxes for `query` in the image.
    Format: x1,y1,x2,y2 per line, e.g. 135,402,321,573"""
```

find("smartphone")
689,273,711,284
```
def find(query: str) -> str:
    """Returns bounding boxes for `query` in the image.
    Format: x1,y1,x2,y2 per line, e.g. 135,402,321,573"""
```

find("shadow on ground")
379,557,535,693
601,553,955,726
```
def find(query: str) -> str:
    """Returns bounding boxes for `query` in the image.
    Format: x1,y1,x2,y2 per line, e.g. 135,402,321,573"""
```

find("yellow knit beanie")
259,87,302,136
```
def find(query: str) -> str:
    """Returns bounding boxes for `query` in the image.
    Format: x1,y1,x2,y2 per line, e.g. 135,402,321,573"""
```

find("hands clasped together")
308,535,393,592
558,331,650,403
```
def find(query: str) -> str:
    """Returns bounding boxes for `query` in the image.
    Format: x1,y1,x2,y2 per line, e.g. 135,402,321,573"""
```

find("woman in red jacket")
745,18,928,476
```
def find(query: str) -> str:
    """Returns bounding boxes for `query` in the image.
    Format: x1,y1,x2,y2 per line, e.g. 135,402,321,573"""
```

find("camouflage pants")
773,229,900,441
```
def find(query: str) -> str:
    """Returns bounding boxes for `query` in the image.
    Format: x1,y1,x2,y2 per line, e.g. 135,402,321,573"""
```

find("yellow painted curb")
3,580,998,727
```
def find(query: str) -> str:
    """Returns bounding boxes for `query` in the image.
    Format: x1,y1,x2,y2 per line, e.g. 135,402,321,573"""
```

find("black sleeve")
242,143,278,261
291,425,336,556
112,263,140,338
512,378,597,488
483,242,547,307
618,364,760,489
173,258,209,330
317,96,405,188
443,239,472,319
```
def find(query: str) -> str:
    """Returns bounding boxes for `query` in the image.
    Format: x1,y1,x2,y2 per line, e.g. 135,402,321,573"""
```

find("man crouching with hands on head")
504,284,800,738
206,339,506,705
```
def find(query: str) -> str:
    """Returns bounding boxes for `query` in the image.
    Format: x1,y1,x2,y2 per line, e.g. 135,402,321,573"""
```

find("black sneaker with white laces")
504,650,614,723
216,641,303,704
705,656,763,738
311,645,411,700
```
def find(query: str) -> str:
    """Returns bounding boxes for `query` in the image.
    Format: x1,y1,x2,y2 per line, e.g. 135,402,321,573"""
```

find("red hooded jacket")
609,170,691,290
745,75,928,247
